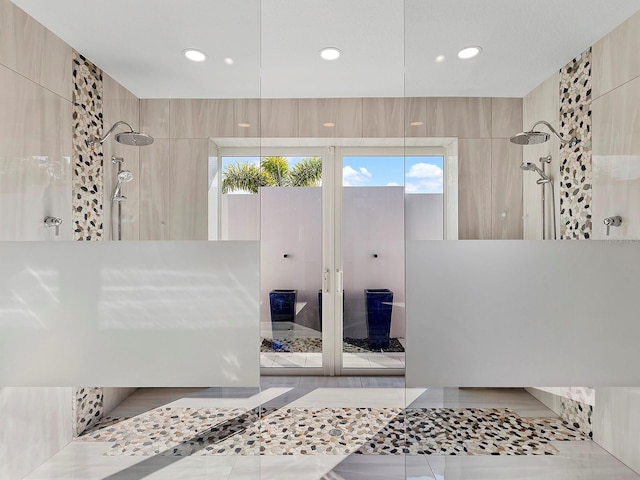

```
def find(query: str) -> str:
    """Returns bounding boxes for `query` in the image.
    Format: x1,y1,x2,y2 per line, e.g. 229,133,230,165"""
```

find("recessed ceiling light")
323,122,335,128
435,55,446,63
457,46,482,60
320,47,342,61
237,123,251,128
224,57,234,65
410,121,424,126
183,49,206,62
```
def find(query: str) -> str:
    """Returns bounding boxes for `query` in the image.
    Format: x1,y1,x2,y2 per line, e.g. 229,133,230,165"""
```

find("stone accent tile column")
72,387,104,436
559,48,593,239
72,51,104,241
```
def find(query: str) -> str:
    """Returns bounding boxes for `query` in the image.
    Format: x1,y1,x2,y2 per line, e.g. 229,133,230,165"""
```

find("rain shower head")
510,120,578,147
88,120,154,147
510,131,550,145
115,132,154,146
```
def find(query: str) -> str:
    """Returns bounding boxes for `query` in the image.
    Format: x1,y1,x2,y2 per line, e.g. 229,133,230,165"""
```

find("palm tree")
222,156,322,193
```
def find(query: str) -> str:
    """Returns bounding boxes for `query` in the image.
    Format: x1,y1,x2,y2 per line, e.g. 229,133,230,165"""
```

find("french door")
216,145,445,375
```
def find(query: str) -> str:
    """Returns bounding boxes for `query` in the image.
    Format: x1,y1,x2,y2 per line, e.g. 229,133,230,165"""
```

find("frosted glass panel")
406,240,640,387
0,241,259,387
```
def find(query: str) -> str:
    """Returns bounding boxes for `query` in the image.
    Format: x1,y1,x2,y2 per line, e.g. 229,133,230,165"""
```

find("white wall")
406,194,443,240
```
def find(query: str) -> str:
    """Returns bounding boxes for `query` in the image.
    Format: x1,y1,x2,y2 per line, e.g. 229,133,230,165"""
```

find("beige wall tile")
170,99,210,138
405,97,427,137
425,97,491,138
299,98,363,137
234,98,260,137
523,72,560,129
0,63,72,241
458,139,492,239
139,139,170,240
102,73,140,130
491,139,523,239
140,99,170,139
0,0,72,101
363,97,404,137
592,10,640,100
492,98,523,139
168,139,208,240
260,98,298,137
209,99,234,137
592,75,640,156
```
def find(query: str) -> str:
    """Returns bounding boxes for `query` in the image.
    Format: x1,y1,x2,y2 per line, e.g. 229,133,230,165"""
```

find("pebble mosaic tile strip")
73,387,104,437
79,407,585,457
72,51,104,241
561,397,593,439
261,338,405,353
559,48,592,239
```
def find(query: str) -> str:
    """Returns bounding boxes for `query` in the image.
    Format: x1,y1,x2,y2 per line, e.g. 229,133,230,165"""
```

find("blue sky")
222,155,444,193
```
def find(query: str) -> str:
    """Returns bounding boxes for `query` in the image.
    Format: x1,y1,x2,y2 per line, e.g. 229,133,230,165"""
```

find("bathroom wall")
0,0,74,477
140,97,522,241
522,9,640,474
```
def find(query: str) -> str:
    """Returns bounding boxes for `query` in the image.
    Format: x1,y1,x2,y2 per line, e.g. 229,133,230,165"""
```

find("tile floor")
25,378,640,480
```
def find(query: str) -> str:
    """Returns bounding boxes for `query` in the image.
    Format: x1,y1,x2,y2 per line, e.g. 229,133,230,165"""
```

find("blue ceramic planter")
364,289,393,349
269,289,297,323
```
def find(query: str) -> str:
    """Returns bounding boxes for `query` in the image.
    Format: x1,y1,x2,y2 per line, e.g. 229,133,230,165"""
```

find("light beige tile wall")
522,72,561,240
102,73,141,241
141,96,523,240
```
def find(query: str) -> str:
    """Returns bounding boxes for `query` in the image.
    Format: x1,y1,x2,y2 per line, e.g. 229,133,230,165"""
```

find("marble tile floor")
25,380,640,480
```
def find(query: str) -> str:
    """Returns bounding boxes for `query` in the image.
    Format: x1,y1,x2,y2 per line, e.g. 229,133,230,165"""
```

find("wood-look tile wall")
140,96,523,240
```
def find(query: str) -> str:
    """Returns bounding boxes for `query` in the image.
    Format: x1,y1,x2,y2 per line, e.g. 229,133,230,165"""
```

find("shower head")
115,132,154,146
510,120,578,147
510,131,550,145
520,162,550,182
117,170,133,183
88,120,154,147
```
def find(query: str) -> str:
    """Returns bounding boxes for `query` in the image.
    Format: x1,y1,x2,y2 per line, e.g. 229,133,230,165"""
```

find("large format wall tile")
0,0,72,101
404,97,427,137
168,139,208,240
592,74,640,156
491,98,522,139
0,63,72,241
170,99,234,138
102,73,139,131
363,97,404,138
425,97,491,138
592,10,640,100
234,98,260,137
299,98,363,138
140,99,170,139
523,72,560,129
491,139,523,239
458,139,492,239
261,98,298,137
139,139,170,240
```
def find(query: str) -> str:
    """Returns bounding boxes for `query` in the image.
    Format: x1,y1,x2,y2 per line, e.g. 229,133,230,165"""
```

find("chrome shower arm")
88,120,134,146
529,120,578,146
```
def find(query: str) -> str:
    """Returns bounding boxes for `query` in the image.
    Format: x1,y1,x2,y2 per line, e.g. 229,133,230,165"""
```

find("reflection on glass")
221,156,324,369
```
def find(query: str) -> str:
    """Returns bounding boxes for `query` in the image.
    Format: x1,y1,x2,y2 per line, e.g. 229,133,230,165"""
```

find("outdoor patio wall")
139,97,522,241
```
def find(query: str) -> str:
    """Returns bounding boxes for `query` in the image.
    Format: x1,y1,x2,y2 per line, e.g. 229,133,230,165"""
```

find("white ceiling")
12,0,640,99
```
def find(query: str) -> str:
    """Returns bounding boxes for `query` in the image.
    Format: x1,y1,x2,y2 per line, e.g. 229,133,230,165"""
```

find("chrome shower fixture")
510,120,578,147
520,162,549,181
88,120,154,147
113,170,133,201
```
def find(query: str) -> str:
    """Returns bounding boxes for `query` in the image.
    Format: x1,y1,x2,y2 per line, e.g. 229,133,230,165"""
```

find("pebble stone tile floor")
25,378,640,480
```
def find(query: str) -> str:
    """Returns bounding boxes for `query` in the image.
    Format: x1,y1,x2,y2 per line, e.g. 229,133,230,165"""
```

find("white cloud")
405,162,443,193
343,165,372,186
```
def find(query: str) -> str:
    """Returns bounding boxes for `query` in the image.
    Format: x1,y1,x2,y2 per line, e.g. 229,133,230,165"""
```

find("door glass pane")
221,155,324,369
341,155,406,370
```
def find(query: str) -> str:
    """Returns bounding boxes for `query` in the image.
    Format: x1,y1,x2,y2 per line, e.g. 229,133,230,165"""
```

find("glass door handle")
323,269,330,293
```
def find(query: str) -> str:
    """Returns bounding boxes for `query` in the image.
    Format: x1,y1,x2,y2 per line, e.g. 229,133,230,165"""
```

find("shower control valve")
44,216,63,236
603,216,622,236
